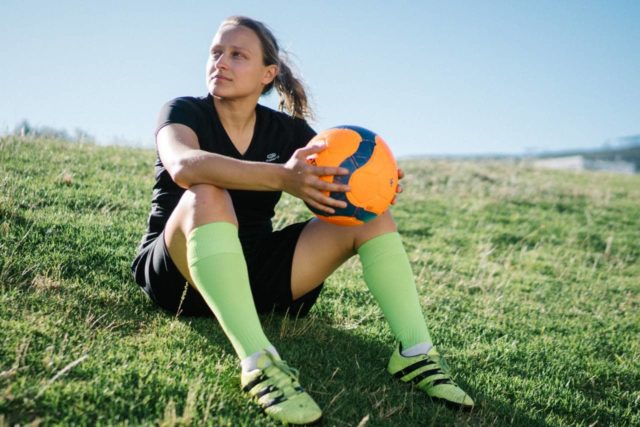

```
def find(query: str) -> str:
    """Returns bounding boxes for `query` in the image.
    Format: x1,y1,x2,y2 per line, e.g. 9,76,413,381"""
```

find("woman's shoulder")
156,95,215,136
256,104,316,147
257,103,313,131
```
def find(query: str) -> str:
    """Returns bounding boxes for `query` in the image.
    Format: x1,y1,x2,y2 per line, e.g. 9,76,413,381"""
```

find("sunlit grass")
1,136,639,426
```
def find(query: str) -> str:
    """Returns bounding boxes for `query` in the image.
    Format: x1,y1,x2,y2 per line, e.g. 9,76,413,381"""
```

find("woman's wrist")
270,163,289,192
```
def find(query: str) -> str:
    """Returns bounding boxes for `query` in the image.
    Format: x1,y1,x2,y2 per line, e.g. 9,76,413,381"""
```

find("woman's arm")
157,123,349,213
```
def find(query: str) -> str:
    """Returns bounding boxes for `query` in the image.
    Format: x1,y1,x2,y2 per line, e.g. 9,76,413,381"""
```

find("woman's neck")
213,96,258,133
212,95,259,155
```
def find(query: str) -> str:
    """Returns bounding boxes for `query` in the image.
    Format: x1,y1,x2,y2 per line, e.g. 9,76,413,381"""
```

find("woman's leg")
290,210,396,299
291,211,473,408
163,183,272,359
164,184,323,423
291,210,431,348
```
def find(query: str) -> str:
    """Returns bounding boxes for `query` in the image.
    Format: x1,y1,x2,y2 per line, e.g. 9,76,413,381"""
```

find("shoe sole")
262,409,323,426
391,372,475,412
251,398,323,426
430,395,474,412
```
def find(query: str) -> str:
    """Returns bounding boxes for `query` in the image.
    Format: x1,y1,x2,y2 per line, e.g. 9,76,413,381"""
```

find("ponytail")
221,16,313,119
273,55,312,119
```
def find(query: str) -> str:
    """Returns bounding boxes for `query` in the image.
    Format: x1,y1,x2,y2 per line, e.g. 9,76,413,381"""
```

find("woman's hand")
391,168,405,205
282,142,350,213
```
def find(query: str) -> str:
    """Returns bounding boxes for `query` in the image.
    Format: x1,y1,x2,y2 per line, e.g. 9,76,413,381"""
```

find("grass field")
1,135,639,426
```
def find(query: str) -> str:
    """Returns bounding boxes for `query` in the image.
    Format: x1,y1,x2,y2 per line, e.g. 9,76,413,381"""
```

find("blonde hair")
221,16,312,119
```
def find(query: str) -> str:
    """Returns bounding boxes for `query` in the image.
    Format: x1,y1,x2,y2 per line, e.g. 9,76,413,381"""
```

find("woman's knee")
187,183,230,202
354,210,398,248
179,184,238,229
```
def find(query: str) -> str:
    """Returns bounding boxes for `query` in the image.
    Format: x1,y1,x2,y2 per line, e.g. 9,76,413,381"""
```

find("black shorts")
131,221,323,317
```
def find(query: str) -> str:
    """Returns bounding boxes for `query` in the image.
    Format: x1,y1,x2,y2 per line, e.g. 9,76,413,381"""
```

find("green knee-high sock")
357,232,432,348
187,222,272,359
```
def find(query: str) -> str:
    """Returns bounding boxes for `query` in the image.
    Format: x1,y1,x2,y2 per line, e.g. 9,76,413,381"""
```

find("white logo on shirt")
266,152,280,162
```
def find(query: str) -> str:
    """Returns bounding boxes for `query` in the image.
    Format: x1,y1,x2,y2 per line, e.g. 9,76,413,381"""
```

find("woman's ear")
262,64,278,85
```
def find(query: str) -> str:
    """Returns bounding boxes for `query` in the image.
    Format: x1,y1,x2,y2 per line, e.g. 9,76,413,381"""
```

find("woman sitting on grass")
131,15,473,425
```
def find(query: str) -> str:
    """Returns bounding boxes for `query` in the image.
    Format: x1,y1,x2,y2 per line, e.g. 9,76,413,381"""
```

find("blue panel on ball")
334,125,377,144
351,140,375,169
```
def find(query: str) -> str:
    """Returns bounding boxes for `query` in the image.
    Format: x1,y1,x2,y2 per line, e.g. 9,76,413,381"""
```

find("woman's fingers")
395,168,404,195
314,165,349,177
283,144,355,211
314,175,350,193
305,188,347,213
306,198,335,214
300,140,327,155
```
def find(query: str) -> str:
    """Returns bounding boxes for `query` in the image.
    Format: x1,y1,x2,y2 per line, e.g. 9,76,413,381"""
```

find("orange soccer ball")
306,125,398,226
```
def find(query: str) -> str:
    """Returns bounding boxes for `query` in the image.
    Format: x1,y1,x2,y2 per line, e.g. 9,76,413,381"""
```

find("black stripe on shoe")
432,378,454,386
242,374,268,392
263,394,287,408
392,359,434,379
409,367,448,385
255,385,275,399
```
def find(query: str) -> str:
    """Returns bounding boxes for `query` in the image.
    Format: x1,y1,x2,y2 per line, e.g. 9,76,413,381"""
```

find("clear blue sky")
1,0,639,156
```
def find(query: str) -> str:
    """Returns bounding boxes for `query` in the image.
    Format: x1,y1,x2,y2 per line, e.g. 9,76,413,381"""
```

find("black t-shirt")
137,94,316,251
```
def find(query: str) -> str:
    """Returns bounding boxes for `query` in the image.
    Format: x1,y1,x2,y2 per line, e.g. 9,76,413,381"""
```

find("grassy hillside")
1,136,639,426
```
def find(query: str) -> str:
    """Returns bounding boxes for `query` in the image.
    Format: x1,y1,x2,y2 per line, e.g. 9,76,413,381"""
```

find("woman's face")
206,24,277,101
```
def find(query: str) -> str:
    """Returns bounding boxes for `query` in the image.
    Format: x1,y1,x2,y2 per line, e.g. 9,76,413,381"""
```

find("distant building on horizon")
533,155,636,175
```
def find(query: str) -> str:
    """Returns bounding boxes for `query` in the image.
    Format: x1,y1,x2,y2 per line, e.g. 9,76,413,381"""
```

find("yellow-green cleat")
387,345,474,410
241,352,322,425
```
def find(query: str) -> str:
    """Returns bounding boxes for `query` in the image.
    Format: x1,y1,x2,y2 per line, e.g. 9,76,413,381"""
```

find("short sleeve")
295,118,317,149
155,97,202,136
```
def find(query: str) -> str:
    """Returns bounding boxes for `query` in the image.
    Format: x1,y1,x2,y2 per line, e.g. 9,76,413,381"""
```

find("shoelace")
422,353,457,386
394,350,456,387
264,353,302,398
428,352,451,374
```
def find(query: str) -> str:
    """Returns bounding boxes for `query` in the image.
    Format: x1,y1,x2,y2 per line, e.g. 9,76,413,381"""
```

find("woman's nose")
215,53,228,69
